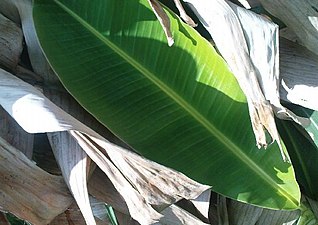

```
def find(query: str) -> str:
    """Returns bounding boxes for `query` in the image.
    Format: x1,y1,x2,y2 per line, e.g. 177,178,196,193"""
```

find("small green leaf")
105,205,118,225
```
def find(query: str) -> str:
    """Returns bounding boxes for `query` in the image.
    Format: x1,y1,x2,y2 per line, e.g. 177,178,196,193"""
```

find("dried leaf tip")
148,0,198,46
148,0,175,46
237,0,252,9
167,36,175,46
173,0,197,27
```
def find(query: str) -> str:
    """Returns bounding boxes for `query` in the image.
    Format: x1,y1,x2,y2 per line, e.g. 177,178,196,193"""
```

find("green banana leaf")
33,0,300,209
296,198,318,225
277,119,318,201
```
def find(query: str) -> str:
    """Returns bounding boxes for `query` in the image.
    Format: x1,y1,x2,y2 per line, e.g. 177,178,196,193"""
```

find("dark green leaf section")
6,213,31,225
277,119,318,200
33,0,300,209
290,105,318,148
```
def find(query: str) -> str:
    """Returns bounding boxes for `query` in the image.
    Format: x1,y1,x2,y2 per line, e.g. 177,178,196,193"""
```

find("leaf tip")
168,37,174,46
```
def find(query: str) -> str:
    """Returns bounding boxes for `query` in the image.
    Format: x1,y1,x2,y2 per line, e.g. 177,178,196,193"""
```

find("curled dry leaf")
185,0,285,158
0,136,73,224
226,2,310,127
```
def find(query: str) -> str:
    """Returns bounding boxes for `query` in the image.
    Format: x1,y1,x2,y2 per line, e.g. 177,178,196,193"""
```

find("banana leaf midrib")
53,0,297,206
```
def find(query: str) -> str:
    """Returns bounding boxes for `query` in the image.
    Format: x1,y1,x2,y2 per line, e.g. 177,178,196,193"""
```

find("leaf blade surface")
33,0,300,209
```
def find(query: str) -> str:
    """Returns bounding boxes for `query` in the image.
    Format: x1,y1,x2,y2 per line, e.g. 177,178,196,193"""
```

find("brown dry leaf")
0,212,10,225
88,168,129,215
69,130,161,225
70,130,163,225
89,135,210,209
0,136,73,224
50,202,87,225
0,69,210,224
0,13,23,72
48,131,96,225
114,204,211,225
50,202,109,225
1,69,160,224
